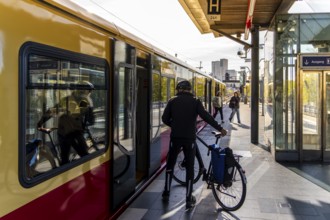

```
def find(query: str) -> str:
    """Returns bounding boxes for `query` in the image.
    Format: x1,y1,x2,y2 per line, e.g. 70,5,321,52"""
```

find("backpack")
211,147,236,186
223,148,236,187
211,148,226,183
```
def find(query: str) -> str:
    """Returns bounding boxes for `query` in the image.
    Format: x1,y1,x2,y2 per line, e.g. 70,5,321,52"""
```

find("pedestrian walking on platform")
228,91,241,123
212,91,224,123
161,80,227,209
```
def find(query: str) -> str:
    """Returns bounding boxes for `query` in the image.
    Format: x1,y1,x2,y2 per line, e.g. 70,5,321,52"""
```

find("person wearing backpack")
228,91,241,123
212,91,224,123
161,80,227,209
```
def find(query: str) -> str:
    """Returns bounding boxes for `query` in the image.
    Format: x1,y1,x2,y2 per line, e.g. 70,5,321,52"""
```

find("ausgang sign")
207,0,221,21
301,55,330,69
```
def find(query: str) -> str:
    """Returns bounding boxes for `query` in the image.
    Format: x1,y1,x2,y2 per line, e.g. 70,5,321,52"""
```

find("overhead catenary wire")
87,0,204,71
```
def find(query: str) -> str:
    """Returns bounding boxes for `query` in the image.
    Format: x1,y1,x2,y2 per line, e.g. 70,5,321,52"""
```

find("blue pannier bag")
211,147,226,184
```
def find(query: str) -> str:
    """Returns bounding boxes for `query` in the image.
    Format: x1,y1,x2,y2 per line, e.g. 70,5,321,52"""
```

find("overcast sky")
71,0,330,74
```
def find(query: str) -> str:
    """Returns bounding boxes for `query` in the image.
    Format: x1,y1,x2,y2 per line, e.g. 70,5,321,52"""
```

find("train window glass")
115,41,134,65
195,75,206,106
24,53,107,183
169,79,175,98
161,60,175,75
136,50,149,68
116,66,134,152
151,73,161,139
152,56,162,72
160,77,168,126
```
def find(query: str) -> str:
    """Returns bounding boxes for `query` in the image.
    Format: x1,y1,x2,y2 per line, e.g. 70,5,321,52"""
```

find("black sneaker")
162,190,170,202
186,195,196,209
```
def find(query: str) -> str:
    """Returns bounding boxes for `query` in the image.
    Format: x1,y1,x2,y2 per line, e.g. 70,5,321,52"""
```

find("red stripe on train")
3,162,110,220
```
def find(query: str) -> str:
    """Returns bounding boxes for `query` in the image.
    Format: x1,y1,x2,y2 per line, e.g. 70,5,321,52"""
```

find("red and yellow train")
0,0,226,219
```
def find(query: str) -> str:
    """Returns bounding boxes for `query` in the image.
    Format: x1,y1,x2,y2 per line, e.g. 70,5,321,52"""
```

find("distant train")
0,0,226,219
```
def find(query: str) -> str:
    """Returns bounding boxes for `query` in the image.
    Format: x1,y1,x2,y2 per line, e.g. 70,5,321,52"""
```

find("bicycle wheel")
173,149,203,185
26,146,57,178
211,162,246,211
89,140,106,153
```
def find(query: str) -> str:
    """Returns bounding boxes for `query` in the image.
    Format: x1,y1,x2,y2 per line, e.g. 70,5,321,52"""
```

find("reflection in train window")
151,72,161,139
24,53,107,182
115,66,134,152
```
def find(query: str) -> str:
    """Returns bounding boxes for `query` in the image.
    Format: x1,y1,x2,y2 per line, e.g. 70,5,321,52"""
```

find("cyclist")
37,81,95,165
161,80,227,209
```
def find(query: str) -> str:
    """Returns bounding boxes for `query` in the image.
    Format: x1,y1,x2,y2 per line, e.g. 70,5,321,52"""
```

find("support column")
251,26,259,144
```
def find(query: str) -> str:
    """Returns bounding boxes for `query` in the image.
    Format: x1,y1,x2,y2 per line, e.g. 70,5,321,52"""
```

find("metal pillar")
251,26,259,144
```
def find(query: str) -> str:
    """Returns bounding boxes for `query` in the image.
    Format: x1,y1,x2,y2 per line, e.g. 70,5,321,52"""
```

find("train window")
195,75,206,105
115,66,134,152
151,73,161,139
160,77,175,124
20,43,108,186
170,78,175,97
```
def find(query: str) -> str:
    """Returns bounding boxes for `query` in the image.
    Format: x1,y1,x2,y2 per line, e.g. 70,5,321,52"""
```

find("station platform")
118,103,330,220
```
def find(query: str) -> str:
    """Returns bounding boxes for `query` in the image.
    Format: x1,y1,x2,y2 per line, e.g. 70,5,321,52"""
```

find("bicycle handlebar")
211,131,222,138
38,127,58,134
196,130,224,153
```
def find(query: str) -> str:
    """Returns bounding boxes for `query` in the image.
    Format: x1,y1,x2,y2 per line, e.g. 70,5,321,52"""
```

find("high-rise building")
211,61,220,79
220,59,228,80
211,59,228,80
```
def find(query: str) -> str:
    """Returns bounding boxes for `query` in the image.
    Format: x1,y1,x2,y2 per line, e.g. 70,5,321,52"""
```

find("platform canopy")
179,0,296,41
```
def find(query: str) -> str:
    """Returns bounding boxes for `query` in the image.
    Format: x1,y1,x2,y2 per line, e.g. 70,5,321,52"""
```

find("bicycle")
173,131,247,211
25,138,57,179
37,126,104,166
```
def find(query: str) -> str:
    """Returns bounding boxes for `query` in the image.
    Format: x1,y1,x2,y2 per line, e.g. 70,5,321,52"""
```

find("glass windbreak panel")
283,63,297,150
300,14,330,53
265,80,274,143
151,73,160,139
326,72,330,150
302,71,321,150
276,15,298,55
274,14,299,151
25,54,107,182
117,67,134,152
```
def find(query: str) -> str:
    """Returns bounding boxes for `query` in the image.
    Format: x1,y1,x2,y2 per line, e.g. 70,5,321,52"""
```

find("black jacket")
162,92,223,141
229,96,240,109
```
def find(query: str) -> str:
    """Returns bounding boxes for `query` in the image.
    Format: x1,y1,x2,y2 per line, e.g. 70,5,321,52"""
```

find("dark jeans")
164,139,196,198
213,107,224,121
58,131,88,165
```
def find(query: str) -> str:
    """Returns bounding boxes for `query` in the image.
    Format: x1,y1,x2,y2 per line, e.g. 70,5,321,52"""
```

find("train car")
0,1,225,219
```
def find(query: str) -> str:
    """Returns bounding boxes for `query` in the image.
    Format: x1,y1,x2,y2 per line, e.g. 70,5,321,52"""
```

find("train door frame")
149,66,162,175
206,78,212,113
112,40,137,210
135,50,151,184
297,54,330,162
